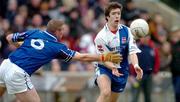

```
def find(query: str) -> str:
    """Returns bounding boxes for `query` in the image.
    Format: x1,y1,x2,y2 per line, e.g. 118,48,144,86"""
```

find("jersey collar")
105,23,123,32
44,31,58,41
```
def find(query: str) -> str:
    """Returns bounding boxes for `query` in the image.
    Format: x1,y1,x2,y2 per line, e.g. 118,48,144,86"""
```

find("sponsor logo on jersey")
97,45,104,52
122,37,126,44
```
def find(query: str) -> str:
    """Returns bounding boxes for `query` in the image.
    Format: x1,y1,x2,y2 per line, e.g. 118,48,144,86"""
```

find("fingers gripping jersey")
94,24,141,70
9,29,76,75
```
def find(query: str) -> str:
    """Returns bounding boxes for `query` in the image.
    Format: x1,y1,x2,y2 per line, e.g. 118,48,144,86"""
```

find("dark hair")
104,2,123,21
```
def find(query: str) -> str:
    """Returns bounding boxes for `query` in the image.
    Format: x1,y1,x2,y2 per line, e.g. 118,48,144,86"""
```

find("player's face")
56,26,65,40
107,8,121,27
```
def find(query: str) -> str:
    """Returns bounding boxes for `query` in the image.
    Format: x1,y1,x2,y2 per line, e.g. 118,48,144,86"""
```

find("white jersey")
94,24,141,68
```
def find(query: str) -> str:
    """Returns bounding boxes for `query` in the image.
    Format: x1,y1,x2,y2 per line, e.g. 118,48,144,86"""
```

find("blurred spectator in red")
169,27,180,102
60,23,76,50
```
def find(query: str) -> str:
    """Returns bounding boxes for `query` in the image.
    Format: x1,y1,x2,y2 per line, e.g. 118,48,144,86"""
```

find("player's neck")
107,23,118,32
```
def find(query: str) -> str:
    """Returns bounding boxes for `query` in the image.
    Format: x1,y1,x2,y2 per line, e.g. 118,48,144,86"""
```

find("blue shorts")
95,65,129,93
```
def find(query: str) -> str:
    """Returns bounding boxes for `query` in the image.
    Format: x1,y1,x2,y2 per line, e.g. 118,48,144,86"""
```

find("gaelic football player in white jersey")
94,2,143,102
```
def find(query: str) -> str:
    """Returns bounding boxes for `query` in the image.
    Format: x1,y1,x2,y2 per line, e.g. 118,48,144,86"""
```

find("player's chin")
114,22,119,26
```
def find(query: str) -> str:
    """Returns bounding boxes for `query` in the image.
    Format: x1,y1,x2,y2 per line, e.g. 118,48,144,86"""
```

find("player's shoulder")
53,42,67,48
25,29,42,35
119,24,130,30
95,26,107,39
119,24,132,36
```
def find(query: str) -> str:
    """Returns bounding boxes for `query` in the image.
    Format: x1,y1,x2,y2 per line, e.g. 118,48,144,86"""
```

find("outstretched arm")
72,51,122,63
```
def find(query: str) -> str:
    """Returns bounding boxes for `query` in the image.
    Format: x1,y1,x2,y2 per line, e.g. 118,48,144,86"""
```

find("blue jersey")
9,29,76,75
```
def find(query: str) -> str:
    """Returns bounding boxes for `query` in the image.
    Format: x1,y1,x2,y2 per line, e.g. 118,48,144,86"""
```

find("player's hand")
101,51,123,63
134,66,143,80
14,41,23,47
17,41,23,45
112,67,123,77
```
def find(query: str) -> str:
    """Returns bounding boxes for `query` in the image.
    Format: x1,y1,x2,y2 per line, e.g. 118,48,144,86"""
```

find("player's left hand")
112,68,123,77
134,66,143,80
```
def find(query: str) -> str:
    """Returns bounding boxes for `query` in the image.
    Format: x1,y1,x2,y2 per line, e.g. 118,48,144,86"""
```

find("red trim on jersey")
111,30,118,34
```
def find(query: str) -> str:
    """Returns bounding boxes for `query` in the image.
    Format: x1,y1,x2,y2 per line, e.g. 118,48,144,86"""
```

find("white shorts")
0,59,34,94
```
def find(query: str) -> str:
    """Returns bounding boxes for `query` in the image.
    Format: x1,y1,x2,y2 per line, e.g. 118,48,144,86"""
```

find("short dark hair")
47,19,64,33
104,2,123,21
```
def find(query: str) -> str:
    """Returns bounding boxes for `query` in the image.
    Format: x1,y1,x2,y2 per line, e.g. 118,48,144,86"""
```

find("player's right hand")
101,51,123,63
14,41,23,47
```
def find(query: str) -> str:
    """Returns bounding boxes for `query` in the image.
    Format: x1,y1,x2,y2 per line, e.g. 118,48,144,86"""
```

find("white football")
130,19,149,39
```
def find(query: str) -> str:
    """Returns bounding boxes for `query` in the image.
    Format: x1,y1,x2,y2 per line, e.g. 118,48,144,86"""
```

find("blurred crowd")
0,0,179,102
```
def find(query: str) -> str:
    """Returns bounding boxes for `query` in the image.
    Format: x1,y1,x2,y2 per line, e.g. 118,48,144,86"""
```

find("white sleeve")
94,37,110,54
128,28,141,54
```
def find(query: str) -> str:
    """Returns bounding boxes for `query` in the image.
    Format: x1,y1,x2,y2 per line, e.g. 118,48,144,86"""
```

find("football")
130,19,149,39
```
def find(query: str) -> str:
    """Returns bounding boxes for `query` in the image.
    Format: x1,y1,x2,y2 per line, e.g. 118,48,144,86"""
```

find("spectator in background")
28,14,43,30
149,13,168,45
48,0,66,20
169,27,180,102
159,41,171,71
66,7,81,39
121,0,140,26
12,14,26,32
92,0,109,19
17,5,28,25
77,9,95,35
27,0,41,19
78,0,89,17
39,1,51,25
0,0,8,18
6,0,18,24
0,19,16,61
130,35,160,102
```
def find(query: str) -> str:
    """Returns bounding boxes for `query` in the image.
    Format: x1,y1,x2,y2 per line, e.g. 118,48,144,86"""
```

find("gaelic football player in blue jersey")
0,19,122,102
94,2,143,102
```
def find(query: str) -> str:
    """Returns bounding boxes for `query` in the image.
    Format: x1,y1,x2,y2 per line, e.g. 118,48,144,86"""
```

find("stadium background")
0,0,179,102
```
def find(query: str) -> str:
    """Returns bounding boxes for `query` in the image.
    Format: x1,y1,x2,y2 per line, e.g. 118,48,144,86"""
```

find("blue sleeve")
56,44,76,62
12,29,37,42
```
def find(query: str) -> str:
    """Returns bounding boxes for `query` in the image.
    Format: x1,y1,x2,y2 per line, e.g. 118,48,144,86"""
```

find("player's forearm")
76,53,102,62
72,51,121,63
103,62,117,70
129,53,139,68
